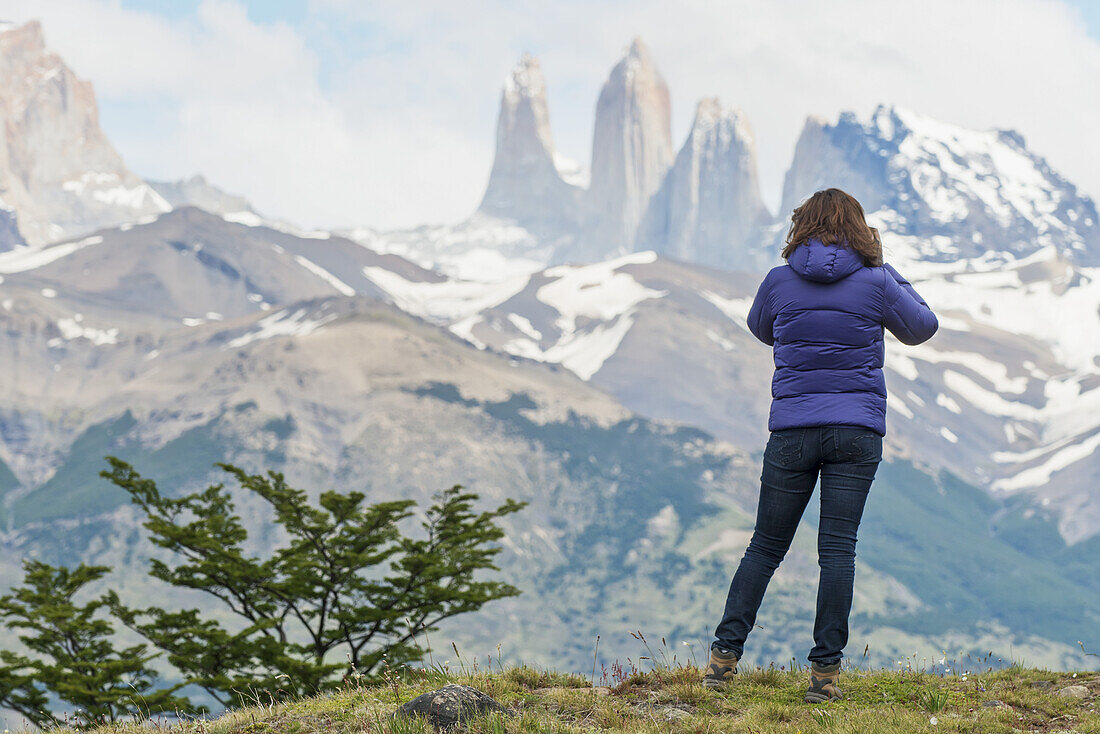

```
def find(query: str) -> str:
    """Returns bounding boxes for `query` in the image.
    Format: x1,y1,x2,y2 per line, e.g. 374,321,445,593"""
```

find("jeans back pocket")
768,429,805,464
837,428,882,463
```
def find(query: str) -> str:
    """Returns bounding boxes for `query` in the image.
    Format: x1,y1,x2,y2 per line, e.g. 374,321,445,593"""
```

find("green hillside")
22,664,1099,734
4,388,1099,671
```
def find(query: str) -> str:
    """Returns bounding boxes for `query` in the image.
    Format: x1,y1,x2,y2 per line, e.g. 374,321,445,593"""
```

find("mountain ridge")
0,21,169,246
0,21,1098,678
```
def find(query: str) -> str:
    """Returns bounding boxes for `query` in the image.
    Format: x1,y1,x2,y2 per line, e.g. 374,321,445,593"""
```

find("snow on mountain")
347,213,552,282
637,98,771,270
478,54,581,231
0,207,440,326
782,105,1100,265
362,251,668,380
579,38,674,258
873,243,1100,543
357,236,1100,545
0,21,170,246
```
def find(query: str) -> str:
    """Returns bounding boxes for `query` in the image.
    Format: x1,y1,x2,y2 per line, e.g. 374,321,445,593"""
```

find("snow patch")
705,329,735,352
887,350,919,381
936,393,962,414
0,235,103,273
910,346,1028,394
701,290,754,332
226,308,339,348
992,430,1100,492
449,315,487,350
942,370,1039,419
889,395,914,419
224,211,264,227
507,313,542,341
292,255,355,296
364,266,530,322
539,252,665,335
540,311,639,380
57,317,119,345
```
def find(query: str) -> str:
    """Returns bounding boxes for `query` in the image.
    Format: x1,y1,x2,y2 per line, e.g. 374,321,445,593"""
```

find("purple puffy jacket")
747,238,938,436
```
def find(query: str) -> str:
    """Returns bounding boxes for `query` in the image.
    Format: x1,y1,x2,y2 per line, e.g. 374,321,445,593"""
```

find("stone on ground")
397,684,511,726
1056,685,1089,698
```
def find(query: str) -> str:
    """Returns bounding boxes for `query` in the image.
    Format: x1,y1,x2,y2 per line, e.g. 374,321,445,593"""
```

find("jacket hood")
788,239,866,283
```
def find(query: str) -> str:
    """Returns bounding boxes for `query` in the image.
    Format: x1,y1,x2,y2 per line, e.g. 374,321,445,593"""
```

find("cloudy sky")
2,0,1099,231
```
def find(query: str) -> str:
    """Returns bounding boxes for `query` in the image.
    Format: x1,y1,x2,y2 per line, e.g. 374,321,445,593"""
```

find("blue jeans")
712,425,882,665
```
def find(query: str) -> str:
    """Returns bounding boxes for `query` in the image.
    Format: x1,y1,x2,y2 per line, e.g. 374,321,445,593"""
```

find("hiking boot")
702,647,739,689
804,661,842,703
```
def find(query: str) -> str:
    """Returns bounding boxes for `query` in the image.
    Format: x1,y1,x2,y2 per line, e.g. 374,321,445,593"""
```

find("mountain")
359,244,1100,550
637,98,771,270
781,105,1100,265
0,21,169,246
2,217,1096,675
366,39,677,277
2,21,1099,681
360,39,740,276
477,55,582,232
578,38,674,259
0,207,439,333
147,175,258,222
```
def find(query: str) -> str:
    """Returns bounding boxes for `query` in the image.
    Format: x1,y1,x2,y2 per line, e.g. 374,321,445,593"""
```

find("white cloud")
0,0,490,229
1,0,1098,230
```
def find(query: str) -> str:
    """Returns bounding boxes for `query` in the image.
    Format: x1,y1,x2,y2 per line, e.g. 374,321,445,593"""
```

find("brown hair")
782,188,882,266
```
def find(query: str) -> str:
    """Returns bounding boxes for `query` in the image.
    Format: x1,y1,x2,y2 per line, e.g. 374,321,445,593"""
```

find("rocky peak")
585,37,673,253
148,174,256,218
0,20,168,246
478,53,579,231
781,105,1100,264
637,97,770,269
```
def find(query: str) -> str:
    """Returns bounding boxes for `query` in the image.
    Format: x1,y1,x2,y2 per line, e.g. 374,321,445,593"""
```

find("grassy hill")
18,663,1099,733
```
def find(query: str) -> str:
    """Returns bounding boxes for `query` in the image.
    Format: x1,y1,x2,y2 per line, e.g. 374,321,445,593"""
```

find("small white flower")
961,675,968,681
930,715,939,726
1073,673,1078,678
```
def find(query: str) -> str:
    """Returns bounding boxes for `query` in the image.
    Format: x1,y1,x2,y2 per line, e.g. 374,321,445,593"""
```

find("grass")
10,663,1098,733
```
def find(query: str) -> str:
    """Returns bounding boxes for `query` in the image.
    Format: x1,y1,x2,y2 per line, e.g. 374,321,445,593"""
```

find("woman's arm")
747,272,776,346
882,263,938,345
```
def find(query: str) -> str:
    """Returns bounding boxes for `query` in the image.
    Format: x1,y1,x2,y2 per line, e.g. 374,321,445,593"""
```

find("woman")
703,188,938,702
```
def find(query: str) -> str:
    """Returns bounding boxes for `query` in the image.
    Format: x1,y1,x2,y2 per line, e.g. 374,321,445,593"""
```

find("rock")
637,97,771,271
0,21,170,245
1056,684,1089,699
1029,680,1055,690
397,684,512,727
657,706,691,721
584,37,674,255
982,699,1007,708
478,54,581,231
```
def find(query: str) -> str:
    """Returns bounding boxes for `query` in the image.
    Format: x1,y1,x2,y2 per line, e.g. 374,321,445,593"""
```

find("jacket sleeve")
747,272,776,346
882,263,938,345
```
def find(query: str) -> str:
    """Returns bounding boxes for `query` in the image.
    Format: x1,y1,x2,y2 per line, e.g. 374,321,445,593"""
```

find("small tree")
0,561,188,729
101,458,524,705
